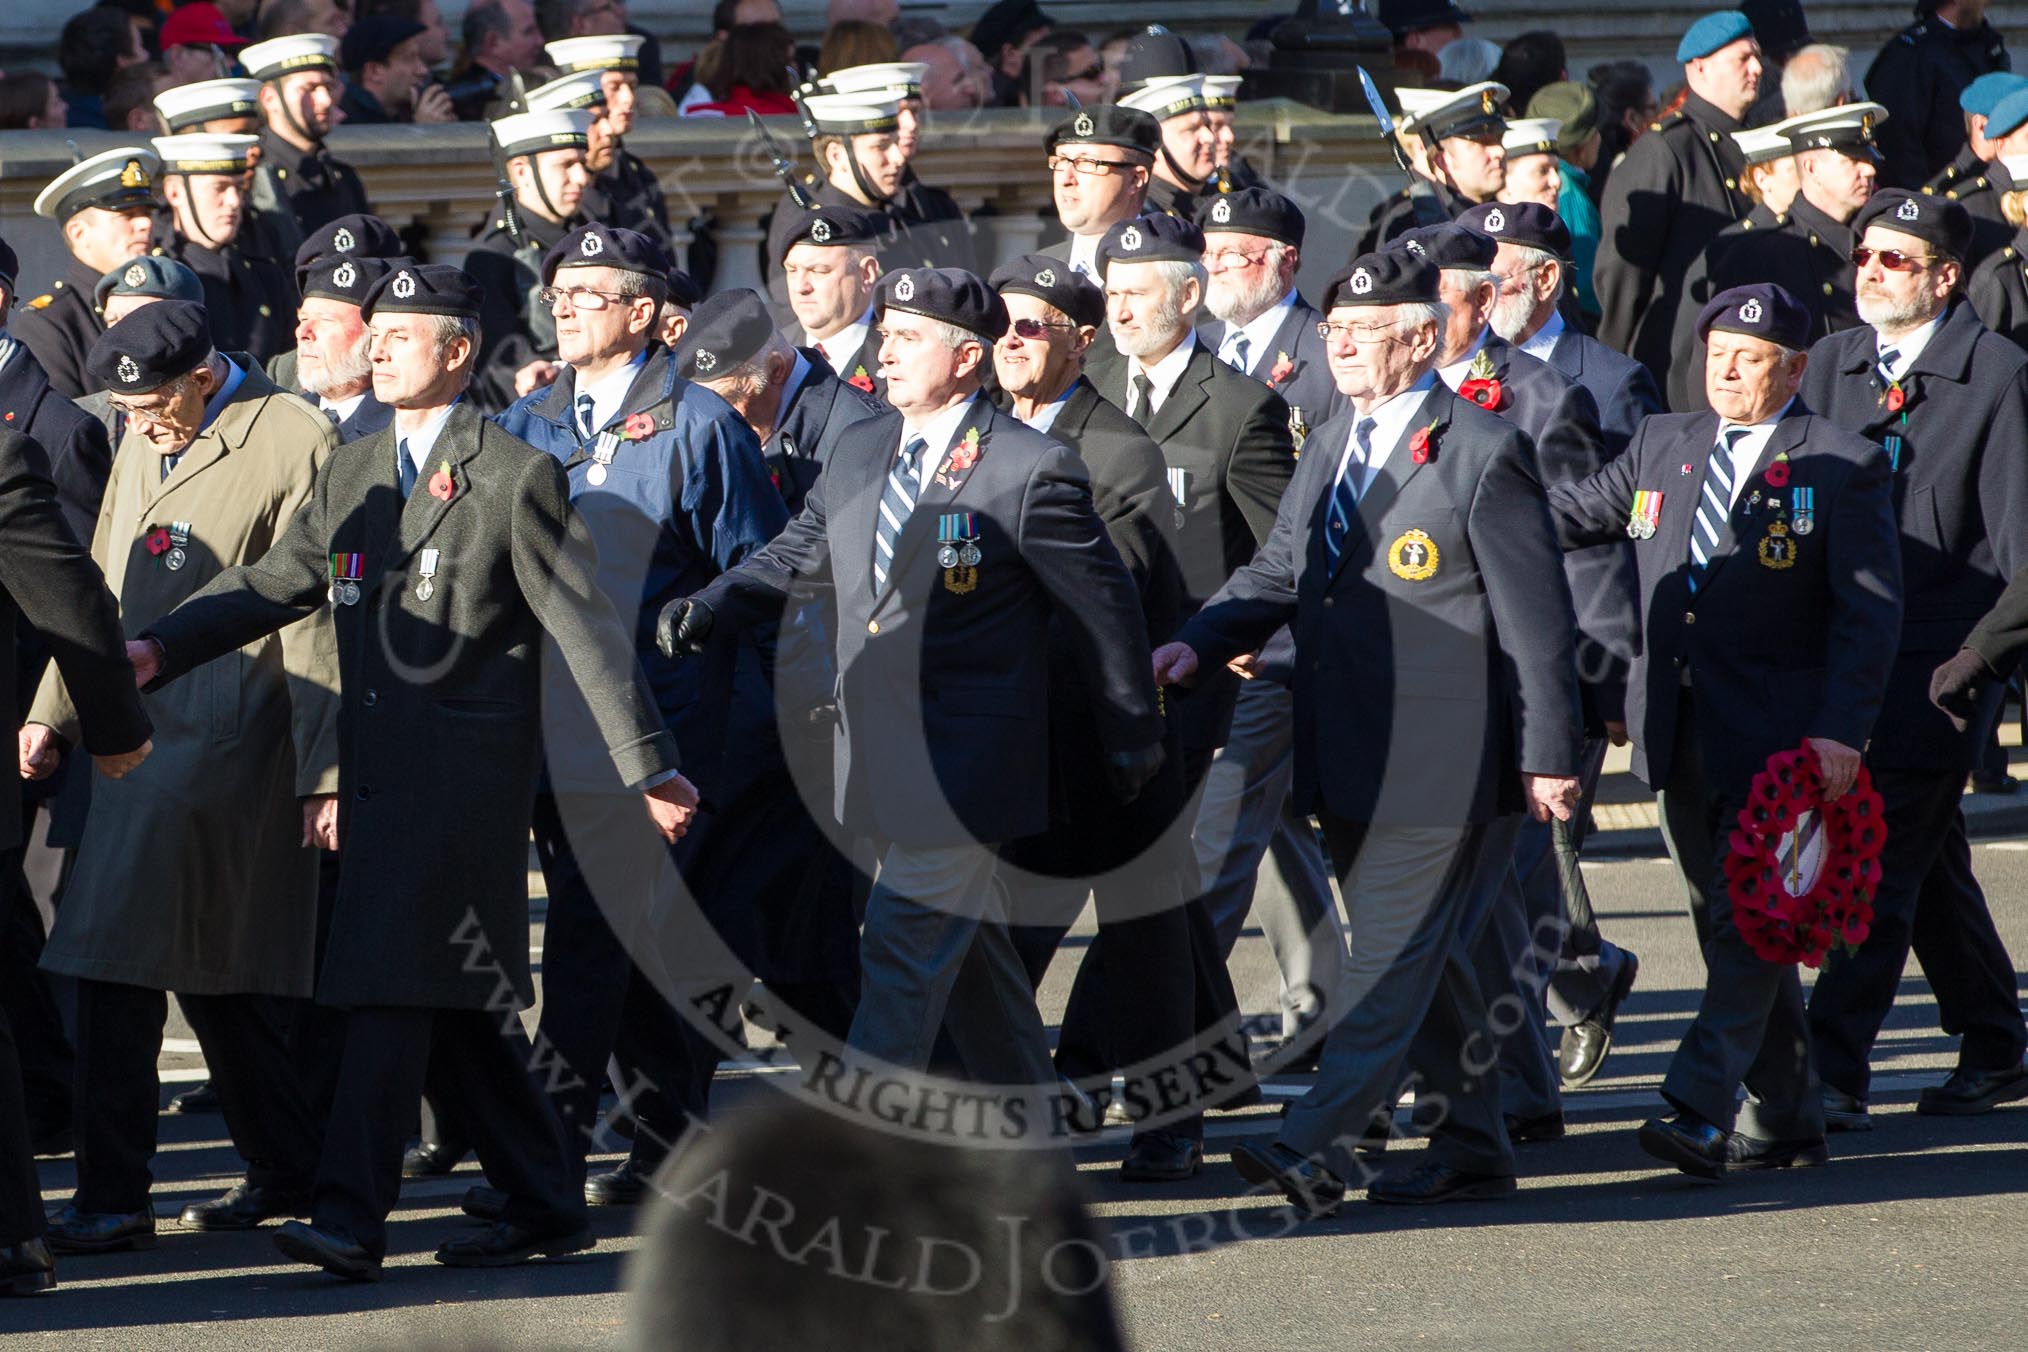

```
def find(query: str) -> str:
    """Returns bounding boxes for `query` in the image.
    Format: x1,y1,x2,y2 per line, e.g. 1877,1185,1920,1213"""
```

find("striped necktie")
1325,417,1376,570
873,435,926,591
1687,428,1747,593
1221,331,1251,374
576,392,596,441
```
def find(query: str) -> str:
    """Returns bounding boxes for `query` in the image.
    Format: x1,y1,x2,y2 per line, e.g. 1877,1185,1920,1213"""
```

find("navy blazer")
0,345,111,545
1178,382,1583,826
1800,302,2028,771
1198,292,1349,436
696,395,1163,846
1549,402,1903,796
769,348,887,516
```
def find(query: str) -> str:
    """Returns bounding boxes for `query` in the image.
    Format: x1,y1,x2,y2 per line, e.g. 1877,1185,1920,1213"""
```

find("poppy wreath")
1722,743,1887,968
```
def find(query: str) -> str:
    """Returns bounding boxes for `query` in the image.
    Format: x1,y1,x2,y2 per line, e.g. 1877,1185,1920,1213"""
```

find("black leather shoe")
1559,951,1639,1088
1228,1137,1346,1218
1823,1086,1871,1133
1120,1130,1202,1182
30,1127,72,1159
1637,1112,1727,1180
1368,1158,1517,1205
585,1158,652,1207
44,1202,155,1254
167,1081,221,1114
0,1238,55,1297
1506,1110,1566,1143
179,1181,311,1231
436,1221,594,1268
1917,1062,2028,1116
1725,1132,1829,1170
273,1220,380,1282
401,1139,470,1178
462,1186,508,1223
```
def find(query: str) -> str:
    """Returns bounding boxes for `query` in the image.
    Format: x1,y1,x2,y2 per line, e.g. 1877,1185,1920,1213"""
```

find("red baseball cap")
159,3,250,51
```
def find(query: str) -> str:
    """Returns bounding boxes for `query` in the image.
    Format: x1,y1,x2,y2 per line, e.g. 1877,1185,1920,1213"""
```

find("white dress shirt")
1877,315,1943,380
397,400,460,478
897,392,980,492
807,309,875,376
575,350,647,437
1017,384,1075,433
1435,329,1491,392
319,390,367,424
1217,288,1298,376
1067,232,1102,279
1715,396,1797,510
1126,330,1199,418
1333,372,1438,499
1518,309,1565,362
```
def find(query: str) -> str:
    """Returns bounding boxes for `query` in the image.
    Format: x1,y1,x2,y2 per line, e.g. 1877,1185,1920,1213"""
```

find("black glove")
656,597,714,659
1104,743,1166,805
1930,647,1996,732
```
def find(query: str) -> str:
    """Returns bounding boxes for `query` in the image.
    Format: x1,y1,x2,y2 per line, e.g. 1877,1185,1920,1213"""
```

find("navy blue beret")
677,288,776,381
989,253,1106,329
303,253,400,307
363,263,483,320
95,255,205,310
294,213,405,288
543,223,670,285
89,299,211,393
1096,213,1204,273
776,203,887,264
1195,186,1305,248
875,268,1009,341
1853,189,1972,261
1696,283,1810,350
1047,105,1159,156
1322,251,1440,309
1458,200,1572,258
1392,221,1497,269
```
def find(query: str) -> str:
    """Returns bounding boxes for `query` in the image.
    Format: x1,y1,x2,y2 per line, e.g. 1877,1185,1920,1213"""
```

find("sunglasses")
1850,246,1938,272
1007,317,1077,339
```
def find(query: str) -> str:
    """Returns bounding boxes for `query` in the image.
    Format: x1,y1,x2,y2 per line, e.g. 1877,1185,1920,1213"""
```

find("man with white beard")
285,250,395,443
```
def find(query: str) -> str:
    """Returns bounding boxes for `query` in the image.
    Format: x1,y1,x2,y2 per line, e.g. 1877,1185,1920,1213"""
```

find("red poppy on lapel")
1884,384,1905,413
622,412,656,441
427,461,455,501
849,365,875,393
1764,457,1790,488
1410,420,1440,464
1267,351,1295,387
145,527,172,556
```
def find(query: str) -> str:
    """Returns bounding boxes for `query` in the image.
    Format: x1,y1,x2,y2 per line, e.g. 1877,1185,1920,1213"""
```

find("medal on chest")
587,430,617,486
1626,491,1663,540
938,512,981,593
1287,406,1309,457
1790,486,1815,535
1167,467,1191,530
416,547,441,601
328,551,364,606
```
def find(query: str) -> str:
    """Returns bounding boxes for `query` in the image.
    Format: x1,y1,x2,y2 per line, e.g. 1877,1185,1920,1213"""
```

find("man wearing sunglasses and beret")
1800,187,2028,1131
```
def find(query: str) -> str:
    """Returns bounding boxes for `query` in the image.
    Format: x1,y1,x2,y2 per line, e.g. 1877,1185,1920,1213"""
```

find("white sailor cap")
153,78,263,132
1396,81,1508,141
1501,117,1562,159
1782,101,1887,160
802,90,904,136
490,108,594,159
1119,74,1207,122
814,62,929,100
1733,116,1801,165
34,146,160,221
544,34,645,74
151,132,261,175
1201,75,1242,111
239,33,340,82
524,70,608,114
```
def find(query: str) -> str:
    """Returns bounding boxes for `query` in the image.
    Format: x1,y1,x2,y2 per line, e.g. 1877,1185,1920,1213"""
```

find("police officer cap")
1322,252,1440,310
363,263,484,320
1195,187,1305,248
543,224,670,286
1696,283,1810,350
1046,105,1159,157
294,212,405,279
778,204,885,261
1961,72,2028,119
1986,86,2028,141
988,253,1105,329
93,255,205,311
0,238,16,292
303,254,399,307
1458,201,1571,259
1392,221,1497,269
676,289,777,381
341,16,427,72
1853,189,1973,262
88,300,212,394
1117,26,1196,90
1096,214,1205,274
1676,10,1755,64
874,268,1009,342
1376,0,1473,38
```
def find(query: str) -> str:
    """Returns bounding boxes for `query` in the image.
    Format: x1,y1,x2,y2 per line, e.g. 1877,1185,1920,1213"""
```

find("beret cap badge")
392,271,416,299
1483,208,1506,232
1034,267,1055,286
894,274,916,302
1210,198,1232,224
1350,268,1373,294
1073,111,1094,136
1897,198,1921,222
116,355,140,384
332,227,354,252
581,232,603,256
695,349,717,372
1120,225,1143,251
123,263,146,287
333,261,356,289
811,218,833,243
1740,298,1764,323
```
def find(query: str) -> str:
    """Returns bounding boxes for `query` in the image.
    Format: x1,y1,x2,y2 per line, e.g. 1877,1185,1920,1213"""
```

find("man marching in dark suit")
0,423,152,1298
132,263,700,1280
779,204,889,405
1480,202,1654,1085
1155,249,1584,1216
663,268,1165,1103
1547,283,1903,1177
1798,190,2028,1126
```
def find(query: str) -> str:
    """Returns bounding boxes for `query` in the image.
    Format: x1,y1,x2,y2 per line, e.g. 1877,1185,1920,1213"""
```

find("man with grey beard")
285,251,394,443
1801,188,2028,1130
1195,187,1345,439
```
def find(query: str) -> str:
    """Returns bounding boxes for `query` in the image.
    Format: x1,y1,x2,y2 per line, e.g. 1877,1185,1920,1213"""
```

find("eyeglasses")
1047,154,1139,177
1007,317,1077,338
538,285,633,309
1317,322,1407,343
1204,247,1273,270
1850,246,1938,272
1062,64,1104,83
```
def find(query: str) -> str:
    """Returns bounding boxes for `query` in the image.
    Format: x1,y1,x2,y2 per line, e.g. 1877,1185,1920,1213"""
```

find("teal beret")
1676,10,1754,63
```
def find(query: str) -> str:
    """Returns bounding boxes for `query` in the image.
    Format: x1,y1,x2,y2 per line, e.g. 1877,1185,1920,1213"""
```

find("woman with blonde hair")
1968,154,2028,350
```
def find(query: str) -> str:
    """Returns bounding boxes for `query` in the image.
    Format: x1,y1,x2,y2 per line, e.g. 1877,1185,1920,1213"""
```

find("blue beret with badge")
294,212,405,288
1458,200,1572,259
1696,283,1810,350
363,263,484,320
676,288,777,381
303,253,399,307
875,268,1009,341
94,255,205,311
1322,251,1440,310
1391,221,1497,269
542,223,670,285
988,253,1105,328
1853,188,1972,262
1194,186,1305,248
89,300,212,394
1096,214,1205,274
1046,105,1159,157
1676,9,1755,64
777,203,886,263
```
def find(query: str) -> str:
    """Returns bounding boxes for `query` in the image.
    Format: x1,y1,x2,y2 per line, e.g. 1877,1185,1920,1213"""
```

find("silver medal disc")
1791,516,1813,535
958,542,981,567
165,547,186,570
328,582,340,605
587,464,609,486
937,544,959,568
417,579,435,601
340,580,361,606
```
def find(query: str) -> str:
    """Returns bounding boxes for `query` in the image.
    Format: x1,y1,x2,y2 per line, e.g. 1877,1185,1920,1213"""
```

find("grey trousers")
1193,679,1344,1037
1279,815,1519,1181
848,842,1057,1089
1654,696,1823,1139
